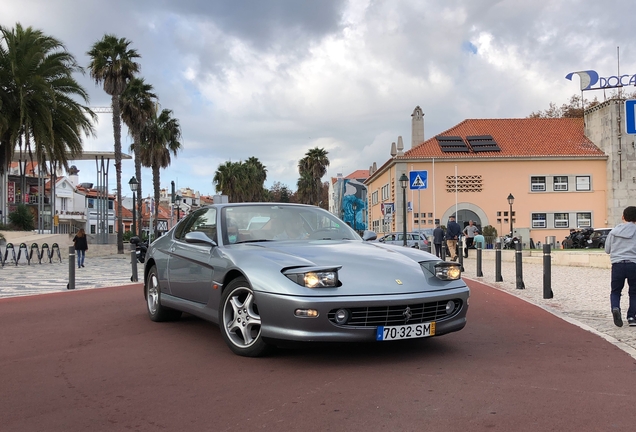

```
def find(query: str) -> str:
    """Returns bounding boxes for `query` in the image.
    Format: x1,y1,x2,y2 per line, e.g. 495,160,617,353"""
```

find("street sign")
626,99,636,134
409,171,428,190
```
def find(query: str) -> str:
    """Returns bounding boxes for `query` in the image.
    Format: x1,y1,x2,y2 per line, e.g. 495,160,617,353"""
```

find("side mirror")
362,230,377,242
184,231,217,247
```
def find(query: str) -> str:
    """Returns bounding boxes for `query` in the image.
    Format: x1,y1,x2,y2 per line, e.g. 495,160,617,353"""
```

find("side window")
176,208,217,242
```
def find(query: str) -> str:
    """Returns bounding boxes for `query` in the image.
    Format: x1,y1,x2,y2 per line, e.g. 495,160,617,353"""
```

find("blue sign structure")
409,171,428,190
626,100,636,134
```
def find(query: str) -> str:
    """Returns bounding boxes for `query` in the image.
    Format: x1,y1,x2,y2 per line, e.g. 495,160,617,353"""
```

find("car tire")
220,277,271,357
145,265,182,322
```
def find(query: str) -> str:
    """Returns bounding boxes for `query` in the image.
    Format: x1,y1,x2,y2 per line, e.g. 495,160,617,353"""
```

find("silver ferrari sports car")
144,203,469,357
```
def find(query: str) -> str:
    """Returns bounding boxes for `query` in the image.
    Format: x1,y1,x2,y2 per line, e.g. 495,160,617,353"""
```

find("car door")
167,208,217,304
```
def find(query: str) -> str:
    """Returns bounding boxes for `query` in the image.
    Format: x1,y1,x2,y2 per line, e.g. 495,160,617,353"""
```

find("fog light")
295,309,319,318
334,308,349,324
445,300,456,315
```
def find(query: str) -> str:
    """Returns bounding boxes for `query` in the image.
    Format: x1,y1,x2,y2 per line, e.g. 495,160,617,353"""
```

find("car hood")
224,240,464,296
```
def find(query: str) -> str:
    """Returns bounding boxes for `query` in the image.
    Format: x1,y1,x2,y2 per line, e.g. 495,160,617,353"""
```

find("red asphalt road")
1,280,635,432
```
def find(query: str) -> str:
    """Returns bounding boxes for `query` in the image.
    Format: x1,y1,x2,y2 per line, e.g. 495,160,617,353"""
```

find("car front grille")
328,299,463,327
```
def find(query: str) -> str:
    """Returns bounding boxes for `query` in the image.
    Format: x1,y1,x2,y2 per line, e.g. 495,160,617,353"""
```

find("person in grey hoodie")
605,206,636,327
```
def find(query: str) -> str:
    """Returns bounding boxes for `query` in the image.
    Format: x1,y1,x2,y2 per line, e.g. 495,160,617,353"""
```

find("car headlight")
433,262,461,280
284,267,341,288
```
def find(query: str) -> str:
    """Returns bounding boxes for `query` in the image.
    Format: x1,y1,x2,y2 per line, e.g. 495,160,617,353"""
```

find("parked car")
143,203,469,357
377,232,430,249
587,228,611,248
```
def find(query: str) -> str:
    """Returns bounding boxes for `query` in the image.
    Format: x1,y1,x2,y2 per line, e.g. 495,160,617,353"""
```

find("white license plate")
376,322,436,341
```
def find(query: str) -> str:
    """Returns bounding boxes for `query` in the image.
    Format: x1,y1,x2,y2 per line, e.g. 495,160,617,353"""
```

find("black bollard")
67,246,75,290
515,241,525,289
476,243,483,277
131,243,138,282
543,243,553,299
441,240,446,261
495,240,503,282
458,238,464,272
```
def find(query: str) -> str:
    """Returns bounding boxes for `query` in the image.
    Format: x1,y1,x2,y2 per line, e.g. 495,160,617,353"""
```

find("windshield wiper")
234,239,274,244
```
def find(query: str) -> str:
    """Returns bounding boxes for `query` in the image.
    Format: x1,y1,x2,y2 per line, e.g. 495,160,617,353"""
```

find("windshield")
222,204,360,244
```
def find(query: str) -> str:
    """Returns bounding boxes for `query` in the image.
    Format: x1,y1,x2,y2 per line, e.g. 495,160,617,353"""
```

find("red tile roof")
403,118,605,159
345,169,370,180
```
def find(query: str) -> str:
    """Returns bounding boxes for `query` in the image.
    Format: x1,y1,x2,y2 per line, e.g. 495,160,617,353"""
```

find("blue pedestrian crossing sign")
626,100,636,134
409,171,428,190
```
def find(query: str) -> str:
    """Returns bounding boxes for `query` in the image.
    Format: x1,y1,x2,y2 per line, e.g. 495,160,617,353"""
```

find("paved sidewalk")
0,252,140,298
460,253,636,359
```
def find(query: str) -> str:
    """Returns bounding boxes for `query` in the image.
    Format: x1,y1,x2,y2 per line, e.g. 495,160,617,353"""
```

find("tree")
213,158,269,203
0,23,94,213
139,108,182,239
268,181,296,203
120,77,157,237
528,94,603,118
87,34,140,253
297,147,329,206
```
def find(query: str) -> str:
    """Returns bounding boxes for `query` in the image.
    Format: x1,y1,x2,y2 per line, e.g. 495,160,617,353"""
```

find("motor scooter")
502,233,519,249
130,236,149,263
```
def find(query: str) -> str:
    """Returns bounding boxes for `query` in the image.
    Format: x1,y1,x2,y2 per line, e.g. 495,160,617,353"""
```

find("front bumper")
255,286,469,342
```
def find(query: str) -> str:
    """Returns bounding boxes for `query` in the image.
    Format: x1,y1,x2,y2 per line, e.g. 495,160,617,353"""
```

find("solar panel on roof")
466,135,501,152
436,136,469,152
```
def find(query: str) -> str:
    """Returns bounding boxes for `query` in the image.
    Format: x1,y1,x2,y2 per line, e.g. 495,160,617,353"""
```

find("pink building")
364,103,631,248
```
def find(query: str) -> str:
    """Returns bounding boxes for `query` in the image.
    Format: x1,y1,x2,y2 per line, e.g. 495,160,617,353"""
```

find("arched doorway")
452,209,482,231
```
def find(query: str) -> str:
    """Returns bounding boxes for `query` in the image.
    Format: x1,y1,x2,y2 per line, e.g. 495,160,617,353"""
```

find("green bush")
482,225,497,237
8,204,35,231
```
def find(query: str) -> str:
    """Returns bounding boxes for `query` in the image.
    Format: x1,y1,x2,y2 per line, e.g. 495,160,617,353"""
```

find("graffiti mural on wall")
335,178,368,231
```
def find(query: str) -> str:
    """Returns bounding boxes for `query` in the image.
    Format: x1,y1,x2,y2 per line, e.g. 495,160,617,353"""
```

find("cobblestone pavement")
460,254,636,359
0,252,140,298
2,248,635,359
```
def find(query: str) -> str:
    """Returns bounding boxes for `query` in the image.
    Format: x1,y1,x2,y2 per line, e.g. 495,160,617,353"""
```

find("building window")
371,191,378,205
497,211,501,216
87,198,94,209
532,213,547,228
445,175,482,192
109,225,114,234
381,184,390,201
576,176,591,191
497,218,502,224
90,224,96,234
554,212,569,228
428,213,433,217
61,197,68,211
553,176,568,191
108,200,114,210
428,220,433,225
577,212,592,227
531,176,546,191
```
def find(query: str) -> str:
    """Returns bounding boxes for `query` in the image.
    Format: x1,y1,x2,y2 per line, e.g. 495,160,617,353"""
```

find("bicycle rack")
29,243,41,264
16,243,30,265
40,243,51,263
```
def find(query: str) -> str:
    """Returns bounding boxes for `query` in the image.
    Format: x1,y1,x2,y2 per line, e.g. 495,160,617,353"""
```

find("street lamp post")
128,176,139,237
174,194,181,222
400,173,409,246
507,193,515,236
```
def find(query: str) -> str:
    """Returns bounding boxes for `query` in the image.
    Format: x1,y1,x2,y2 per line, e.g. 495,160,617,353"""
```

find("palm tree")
244,157,267,201
139,108,182,238
297,147,330,206
0,23,94,206
87,34,140,253
120,77,157,236
213,161,244,203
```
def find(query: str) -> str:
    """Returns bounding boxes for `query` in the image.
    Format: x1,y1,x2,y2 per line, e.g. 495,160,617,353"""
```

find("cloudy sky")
3,0,636,198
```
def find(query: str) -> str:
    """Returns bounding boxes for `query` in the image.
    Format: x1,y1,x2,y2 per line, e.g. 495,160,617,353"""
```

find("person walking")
605,206,636,327
462,220,479,257
445,215,462,261
72,229,89,268
433,223,445,258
